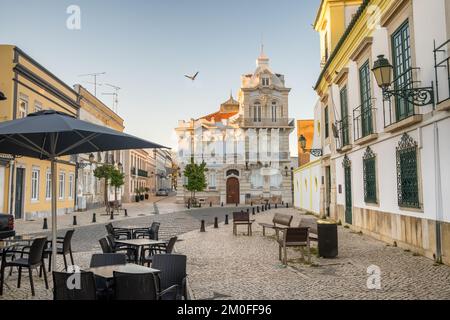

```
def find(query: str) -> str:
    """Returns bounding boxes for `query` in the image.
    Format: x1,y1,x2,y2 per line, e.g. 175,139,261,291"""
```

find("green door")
344,166,352,225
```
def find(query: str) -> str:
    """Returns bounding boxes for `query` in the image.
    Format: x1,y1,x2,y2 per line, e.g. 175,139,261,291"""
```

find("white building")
176,50,295,205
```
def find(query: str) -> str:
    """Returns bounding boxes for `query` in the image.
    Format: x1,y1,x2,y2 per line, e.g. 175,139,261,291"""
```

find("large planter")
135,195,140,202
145,194,149,200
140,195,145,201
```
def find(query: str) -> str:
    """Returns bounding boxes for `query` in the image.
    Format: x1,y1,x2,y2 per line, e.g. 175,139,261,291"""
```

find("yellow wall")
0,45,79,218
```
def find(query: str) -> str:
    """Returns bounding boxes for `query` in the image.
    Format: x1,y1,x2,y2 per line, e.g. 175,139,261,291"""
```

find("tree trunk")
114,186,118,202
104,178,108,205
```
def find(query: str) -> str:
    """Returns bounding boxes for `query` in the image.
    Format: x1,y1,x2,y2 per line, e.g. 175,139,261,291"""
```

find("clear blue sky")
0,0,321,155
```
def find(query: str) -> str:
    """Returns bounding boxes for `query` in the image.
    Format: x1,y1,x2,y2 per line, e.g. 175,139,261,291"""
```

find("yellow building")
0,45,79,220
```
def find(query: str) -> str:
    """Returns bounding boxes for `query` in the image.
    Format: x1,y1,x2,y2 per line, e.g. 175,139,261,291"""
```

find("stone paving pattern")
176,208,450,300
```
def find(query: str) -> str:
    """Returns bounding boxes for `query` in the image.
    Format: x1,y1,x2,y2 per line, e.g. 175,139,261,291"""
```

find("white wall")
294,162,321,214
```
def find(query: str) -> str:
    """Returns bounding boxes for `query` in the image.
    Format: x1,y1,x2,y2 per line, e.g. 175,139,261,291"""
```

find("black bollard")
269,204,271,210
275,204,278,209
225,214,229,225
282,201,284,205
43,218,48,230
73,215,77,226
252,207,255,215
251,202,253,207
221,202,224,207
214,217,219,229
262,206,265,212
247,208,250,214
110,209,114,220
199,203,202,208
286,203,289,208
188,203,191,209
210,202,212,207
257,206,260,213
200,220,206,232
92,213,96,223
124,209,128,217
236,203,238,207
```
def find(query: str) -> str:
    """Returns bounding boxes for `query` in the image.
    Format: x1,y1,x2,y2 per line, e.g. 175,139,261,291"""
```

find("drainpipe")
8,160,15,215
434,122,443,263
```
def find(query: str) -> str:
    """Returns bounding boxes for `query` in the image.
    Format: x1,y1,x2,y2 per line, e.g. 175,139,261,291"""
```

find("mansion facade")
176,51,295,205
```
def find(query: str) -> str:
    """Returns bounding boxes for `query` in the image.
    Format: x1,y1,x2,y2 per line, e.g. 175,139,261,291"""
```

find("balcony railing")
383,67,424,127
335,116,351,150
353,100,377,142
240,118,295,127
434,39,450,105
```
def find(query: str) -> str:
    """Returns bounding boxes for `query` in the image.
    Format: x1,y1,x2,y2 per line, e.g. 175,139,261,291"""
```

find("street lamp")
371,54,434,106
299,135,323,157
77,153,95,169
88,153,95,163
0,91,7,101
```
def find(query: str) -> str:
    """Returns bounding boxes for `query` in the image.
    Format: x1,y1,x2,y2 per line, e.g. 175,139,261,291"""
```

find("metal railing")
240,118,295,127
353,100,377,141
335,116,351,150
138,169,148,177
434,39,450,105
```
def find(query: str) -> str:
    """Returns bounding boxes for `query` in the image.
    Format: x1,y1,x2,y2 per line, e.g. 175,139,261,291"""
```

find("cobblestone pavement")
0,206,248,300
176,208,450,300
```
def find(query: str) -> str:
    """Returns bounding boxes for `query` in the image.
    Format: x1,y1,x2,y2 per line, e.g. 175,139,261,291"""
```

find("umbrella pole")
51,158,57,272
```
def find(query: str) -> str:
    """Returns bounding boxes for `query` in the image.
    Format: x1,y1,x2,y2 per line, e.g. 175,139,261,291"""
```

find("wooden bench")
233,212,255,236
277,227,311,265
258,213,293,237
298,218,318,241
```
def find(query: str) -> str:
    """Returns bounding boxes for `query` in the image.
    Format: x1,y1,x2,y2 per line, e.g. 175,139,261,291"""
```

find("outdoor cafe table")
114,239,166,264
117,225,148,239
87,263,160,280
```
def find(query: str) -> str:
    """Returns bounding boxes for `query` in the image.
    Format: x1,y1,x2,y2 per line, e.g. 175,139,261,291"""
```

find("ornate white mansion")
175,50,294,205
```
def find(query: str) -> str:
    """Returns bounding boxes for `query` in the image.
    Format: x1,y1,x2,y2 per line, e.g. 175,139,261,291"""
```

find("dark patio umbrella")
0,110,167,270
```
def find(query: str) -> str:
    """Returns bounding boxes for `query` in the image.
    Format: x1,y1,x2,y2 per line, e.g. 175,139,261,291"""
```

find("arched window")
253,102,261,122
226,169,239,177
396,133,419,208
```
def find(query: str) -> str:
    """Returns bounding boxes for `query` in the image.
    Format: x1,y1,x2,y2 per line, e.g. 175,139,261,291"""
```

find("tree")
183,158,208,205
110,169,125,202
94,165,115,205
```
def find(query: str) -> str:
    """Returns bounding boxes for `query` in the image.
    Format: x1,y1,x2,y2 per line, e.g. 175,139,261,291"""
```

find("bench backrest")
272,213,293,227
233,211,250,222
285,227,309,244
299,218,318,234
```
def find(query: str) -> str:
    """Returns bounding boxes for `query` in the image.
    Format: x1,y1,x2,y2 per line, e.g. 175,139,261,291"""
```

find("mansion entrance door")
226,178,240,204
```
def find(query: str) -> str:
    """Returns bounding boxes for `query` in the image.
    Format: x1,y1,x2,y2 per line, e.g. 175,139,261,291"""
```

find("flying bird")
185,71,199,81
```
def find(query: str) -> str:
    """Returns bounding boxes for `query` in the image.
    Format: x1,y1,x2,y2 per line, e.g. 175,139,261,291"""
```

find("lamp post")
371,55,434,107
299,135,323,157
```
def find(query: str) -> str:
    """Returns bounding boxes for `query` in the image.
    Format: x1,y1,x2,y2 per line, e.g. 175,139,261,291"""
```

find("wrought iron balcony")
138,169,148,177
240,118,295,128
434,39,450,106
353,100,377,142
335,116,351,150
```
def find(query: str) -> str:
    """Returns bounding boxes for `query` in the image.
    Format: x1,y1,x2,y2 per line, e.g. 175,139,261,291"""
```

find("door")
344,166,352,225
15,168,25,219
226,177,240,204
325,166,331,217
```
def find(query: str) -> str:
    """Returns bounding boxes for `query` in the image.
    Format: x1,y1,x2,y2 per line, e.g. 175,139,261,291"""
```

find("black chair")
105,223,131,240
52,271,97,300
99,238,113,254
89,253,127,268
113,272,177,300
0,237,48,296
106,235,137,263
152,254,187,300
45,229,75,272
134,222,160,240
141,236,177,266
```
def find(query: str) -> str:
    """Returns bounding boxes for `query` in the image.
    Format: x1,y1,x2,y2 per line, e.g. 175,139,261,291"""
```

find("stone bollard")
214,217,219,229
124,209,128,217
73,215,77,226
252,207,255,215
200,220,206,232
92,213,96,223
257,206,260,213
110,210,114,220
43,218,48,230
225,214,229,225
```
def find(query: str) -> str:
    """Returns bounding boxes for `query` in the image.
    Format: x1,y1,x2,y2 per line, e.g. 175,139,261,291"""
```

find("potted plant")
134,188,141,202
139,187,145,201
144,187,150,200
